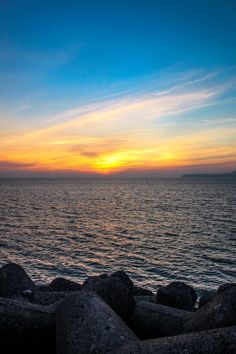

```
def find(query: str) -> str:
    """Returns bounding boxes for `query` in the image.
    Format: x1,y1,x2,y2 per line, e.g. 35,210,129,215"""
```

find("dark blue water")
0,177,235,290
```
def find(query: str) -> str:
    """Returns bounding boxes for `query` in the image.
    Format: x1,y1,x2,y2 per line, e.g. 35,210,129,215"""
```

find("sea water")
0,177,235,291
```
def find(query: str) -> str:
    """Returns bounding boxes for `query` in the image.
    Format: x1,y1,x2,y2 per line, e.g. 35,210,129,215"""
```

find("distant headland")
182,170,236,178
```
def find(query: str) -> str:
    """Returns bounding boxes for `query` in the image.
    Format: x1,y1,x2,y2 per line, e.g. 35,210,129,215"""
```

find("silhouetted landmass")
182,170,236,178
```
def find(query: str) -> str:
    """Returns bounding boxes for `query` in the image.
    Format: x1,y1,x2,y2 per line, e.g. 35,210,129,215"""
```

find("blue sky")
0,0,236,176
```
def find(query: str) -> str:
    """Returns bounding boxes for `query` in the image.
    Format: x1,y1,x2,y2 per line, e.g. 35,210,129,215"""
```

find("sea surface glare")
0,177,235,290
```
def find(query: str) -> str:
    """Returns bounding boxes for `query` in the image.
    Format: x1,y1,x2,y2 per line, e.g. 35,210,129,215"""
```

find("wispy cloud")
0,160,37,169
1,69,236,175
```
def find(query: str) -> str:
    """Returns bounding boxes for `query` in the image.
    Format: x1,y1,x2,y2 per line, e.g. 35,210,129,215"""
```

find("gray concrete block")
128,300,192,339
56,290,138,354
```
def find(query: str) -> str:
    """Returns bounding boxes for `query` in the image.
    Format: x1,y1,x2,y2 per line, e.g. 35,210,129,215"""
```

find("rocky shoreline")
0,262,235,353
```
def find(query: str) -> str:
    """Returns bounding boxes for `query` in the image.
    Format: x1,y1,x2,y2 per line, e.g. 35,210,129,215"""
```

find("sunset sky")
0,0,236,176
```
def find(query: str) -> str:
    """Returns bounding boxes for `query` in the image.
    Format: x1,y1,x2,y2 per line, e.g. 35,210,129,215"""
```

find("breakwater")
0,262,235,353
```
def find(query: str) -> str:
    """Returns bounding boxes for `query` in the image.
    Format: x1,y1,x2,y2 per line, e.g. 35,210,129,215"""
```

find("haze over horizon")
1,0,236,177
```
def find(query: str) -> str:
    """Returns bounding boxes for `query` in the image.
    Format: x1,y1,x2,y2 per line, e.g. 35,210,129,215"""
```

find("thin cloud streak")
1,70,236,175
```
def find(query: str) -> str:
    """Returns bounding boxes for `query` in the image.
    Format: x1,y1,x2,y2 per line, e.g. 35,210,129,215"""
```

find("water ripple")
0,177,235,290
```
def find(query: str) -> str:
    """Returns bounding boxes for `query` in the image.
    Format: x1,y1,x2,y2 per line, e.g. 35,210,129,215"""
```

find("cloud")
0,69,236,174
12,81,220,141
0,161,36,169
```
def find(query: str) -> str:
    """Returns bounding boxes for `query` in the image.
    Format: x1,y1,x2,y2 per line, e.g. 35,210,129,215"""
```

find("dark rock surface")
198,289,217,309
56,290,138,354
218,282,236,294
111,270,134,291
132,286,153,296
84,276,136,320
99,273,109,279
134,295,155,303
115,326,236,354
50,277,82,292
37,284,53,292
128,300,192,339
32,290,73,306
156,281,197,311
0,263,234,353
0,263,37,298
184,285,236,333
0,298,55,354
82,275,104,289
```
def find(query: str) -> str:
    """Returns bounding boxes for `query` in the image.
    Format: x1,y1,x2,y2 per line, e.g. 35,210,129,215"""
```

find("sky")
0,0,236,177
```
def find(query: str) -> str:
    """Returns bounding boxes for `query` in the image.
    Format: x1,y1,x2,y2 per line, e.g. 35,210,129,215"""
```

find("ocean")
0,177,235,291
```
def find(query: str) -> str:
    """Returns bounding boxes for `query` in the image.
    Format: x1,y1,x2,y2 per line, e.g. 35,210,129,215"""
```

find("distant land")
182,170,236,178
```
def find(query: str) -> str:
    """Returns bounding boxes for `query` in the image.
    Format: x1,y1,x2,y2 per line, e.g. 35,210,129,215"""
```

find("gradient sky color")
0,0,236,176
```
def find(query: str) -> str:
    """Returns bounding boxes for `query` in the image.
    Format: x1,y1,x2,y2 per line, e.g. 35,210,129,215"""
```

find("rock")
115,326,236,354
184,285,236,333
111,271,134,291
37,284,53,292
0,263,37,298
56,290,138,354
82,274,108,289
156,281,197,311
85,276,135,320
0,298,55,354
128,300,192,339
134,295,155,303
99,273,109,279
82,275,104,289
218,282,236,294
132,286,153,296
32,290,73,306
22,289,33,297
198,289,217,309
50,277,82,292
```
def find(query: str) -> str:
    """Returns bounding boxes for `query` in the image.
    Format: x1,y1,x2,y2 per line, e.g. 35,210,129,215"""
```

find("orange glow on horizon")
1,77,236,175
1,135,236,175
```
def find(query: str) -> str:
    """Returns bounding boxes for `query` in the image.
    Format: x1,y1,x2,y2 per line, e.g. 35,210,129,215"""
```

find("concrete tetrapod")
110,271,134,291
134,295,155,303
115,326,236,354
128,300,192,339
0,298,55,354
0,263,37,298
218,283,236,295
32,290,74,305
156,281,197,311
82,276,135,321
56,290,138,354
198,289,217,309
184,285,236,333
50,277,82,292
